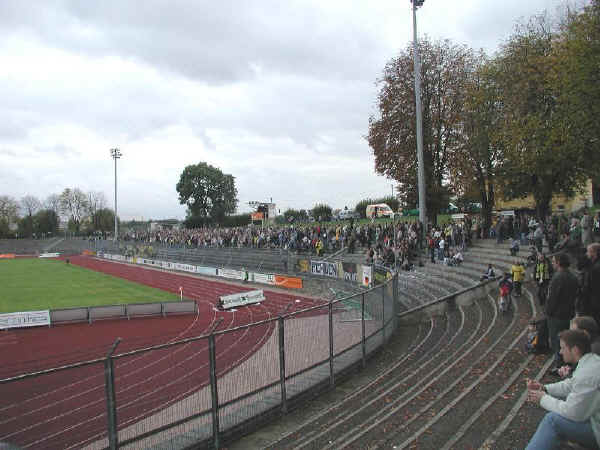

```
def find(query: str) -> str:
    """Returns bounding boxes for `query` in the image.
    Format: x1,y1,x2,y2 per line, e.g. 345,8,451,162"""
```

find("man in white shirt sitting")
525,329,600,449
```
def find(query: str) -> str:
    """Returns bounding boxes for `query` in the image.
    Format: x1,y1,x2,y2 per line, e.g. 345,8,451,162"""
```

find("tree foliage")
311,204,333,222
86,191,108,232
448,56,503,234
0,196,19,238
33,209,59,236
176,162,238,226
492,11,598,218
59,188,88,232
283,208,309,223
368,38,476,221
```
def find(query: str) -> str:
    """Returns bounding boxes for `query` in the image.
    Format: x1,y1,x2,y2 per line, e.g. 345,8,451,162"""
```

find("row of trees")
368,1,600,231
0,189,117,238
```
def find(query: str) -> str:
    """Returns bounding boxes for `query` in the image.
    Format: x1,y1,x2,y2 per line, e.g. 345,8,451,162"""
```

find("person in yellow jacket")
511,259,526,297
315,239,323,257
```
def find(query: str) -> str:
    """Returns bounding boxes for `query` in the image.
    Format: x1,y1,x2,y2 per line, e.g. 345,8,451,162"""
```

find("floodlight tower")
411,0,427,227
110,148,122,241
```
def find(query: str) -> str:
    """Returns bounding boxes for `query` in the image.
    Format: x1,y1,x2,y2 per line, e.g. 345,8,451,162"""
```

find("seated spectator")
452,250,463,266
510,238,520,256
480,264,496,281
556,316,600,378
525,329,600,450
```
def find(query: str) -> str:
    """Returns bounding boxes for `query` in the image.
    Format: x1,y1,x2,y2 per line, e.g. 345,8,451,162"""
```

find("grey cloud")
2,0,387,85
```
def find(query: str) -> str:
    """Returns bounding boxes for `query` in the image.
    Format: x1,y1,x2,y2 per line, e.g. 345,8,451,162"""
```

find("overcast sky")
0,0,581,220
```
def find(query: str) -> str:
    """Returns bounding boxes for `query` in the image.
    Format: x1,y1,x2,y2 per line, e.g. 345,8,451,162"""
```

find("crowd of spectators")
122,215,482,272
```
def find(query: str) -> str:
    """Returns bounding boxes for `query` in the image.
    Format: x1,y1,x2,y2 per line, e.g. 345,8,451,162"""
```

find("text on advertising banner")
219,290,265,309
311,260,338,278
0,310,51,330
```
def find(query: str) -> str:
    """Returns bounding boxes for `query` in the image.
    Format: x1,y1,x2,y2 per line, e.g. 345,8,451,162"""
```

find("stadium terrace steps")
0,237,63,254
228,239,564,450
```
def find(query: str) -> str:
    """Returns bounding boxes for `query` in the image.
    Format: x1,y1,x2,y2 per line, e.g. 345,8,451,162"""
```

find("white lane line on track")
67,297,275,449
17,292,273,448
4,259,277,448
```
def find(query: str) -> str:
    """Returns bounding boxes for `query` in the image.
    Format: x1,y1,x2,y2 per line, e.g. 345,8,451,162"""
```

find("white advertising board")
218,268,246,280
0,310,51,329
197,266,217,276
219,290,265,309
251,273,275,285
175,263,197,273
39,253,60,258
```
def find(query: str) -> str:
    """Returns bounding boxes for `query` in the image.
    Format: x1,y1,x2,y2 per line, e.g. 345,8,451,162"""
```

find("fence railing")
0,271,397,450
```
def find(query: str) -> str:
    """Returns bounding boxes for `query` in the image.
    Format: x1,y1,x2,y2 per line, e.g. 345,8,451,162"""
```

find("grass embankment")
0,258,177,313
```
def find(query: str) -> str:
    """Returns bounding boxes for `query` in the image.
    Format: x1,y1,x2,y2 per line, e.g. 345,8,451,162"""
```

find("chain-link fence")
0,273,397,450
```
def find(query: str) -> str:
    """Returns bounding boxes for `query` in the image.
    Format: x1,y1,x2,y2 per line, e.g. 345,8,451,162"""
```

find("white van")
338,210,360,220
366,203,395,219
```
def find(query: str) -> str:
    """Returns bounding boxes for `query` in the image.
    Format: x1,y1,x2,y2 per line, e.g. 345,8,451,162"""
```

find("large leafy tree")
19,195,42,238
311,204,333,222
493,10,598,218
176,162,238,225
33,209,59,236
59,188,88,233
86,191,108,232
0,195,19,238
552,0,600,180
368,38,477,222
449,56,504,235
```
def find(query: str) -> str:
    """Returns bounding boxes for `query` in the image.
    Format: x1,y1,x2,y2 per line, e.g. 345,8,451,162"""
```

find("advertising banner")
342,262,358,283
311,260,338,278
0,254,16,259
218,268,246,280
0,310,50,330
274,275,303,289
175,263,197,273
219,289,265,309
82,250,96,256
196,266,217,276
39,253,60,258
362,265,372,287
251,273,275,285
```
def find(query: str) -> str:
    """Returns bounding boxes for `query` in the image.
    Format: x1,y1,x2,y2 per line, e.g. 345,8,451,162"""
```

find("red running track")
0,256,325,449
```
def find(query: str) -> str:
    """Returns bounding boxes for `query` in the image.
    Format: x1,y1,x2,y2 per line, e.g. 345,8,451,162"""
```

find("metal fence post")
361,292,366,368
278,316,287,413
393,273,398,328
328,300,334,388
209,332,220,450
381,285,386,342
104,338,121,450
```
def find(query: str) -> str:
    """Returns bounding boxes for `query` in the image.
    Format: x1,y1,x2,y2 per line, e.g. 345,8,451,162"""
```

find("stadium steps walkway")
227,240,576,450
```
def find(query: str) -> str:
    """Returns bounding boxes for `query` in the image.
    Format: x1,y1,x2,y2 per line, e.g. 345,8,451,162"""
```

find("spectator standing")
545,253,579,369
578,243,600,325
582,209,593,248
534,223,545,253
525,329,600,450
511,259,526,297
535,252,553,306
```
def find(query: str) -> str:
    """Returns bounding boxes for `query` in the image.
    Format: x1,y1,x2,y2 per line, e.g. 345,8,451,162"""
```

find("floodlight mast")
411,0,427,227
110,148,122,241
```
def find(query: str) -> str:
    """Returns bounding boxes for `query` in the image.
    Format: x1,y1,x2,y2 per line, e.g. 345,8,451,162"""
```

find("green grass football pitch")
0,258,178,313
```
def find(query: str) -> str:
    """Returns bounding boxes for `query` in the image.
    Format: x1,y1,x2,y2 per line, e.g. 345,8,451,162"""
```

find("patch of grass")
0,258,178,313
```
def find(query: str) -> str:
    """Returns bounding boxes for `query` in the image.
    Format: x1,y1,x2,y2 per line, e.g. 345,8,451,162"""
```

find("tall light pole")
412,0,427,227
110,148,122,241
